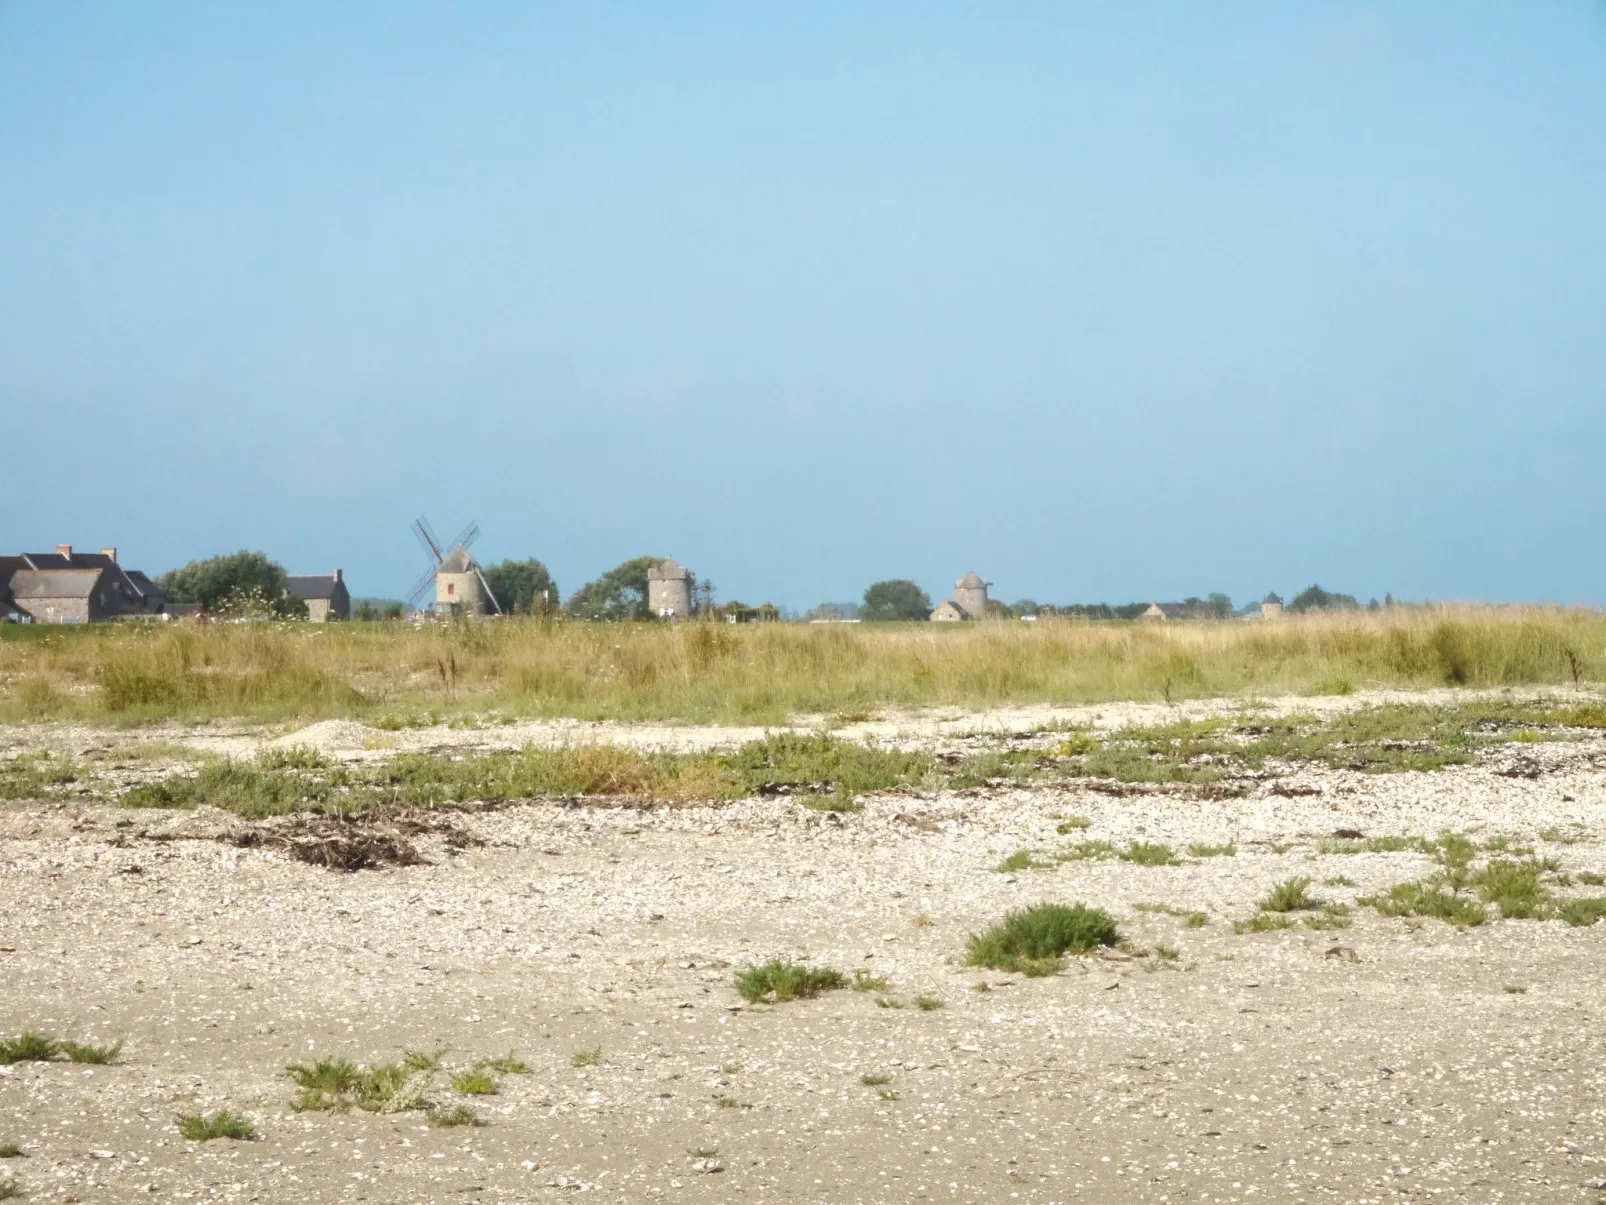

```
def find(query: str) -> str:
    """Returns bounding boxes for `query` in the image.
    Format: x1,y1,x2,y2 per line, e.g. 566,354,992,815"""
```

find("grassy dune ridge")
1,606,1602,726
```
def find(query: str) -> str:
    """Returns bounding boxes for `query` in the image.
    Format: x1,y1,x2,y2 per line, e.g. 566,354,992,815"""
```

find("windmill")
406,516,502,617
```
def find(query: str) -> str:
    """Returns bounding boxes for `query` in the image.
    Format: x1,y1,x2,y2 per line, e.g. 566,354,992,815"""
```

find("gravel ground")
2,692,1605,1204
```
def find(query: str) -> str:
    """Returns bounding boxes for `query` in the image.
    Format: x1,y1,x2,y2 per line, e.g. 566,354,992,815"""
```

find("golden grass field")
1,605,1602,727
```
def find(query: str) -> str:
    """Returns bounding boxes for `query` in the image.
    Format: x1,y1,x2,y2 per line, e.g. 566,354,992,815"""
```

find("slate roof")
9,568,105,599
286,575,343,601
649,558,688,581
437,548,475,573
956,571,988,589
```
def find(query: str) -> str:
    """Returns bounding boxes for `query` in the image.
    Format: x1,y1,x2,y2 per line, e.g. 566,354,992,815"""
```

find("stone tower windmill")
954,571,990,620
406,516,502,618
648,558,693,619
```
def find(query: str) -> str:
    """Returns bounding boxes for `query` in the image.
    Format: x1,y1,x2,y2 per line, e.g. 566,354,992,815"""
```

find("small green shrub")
403,1048,446,1072
176,1110,256,1141
0,1177,20,1201
450,1069,498,1096
0,1034,56,1064
1472,860,1549,919
849,969,889,993
480,1051,529,1075
1055,815,1093,833
1121,842,1178,867
1260,877,1319,913
913,996,944,1011
994,849,1040,873
570,1047,602,1068
859,1073,893,1086
59,1040,122,1065
0,1144,21,1158
1233,914,1294,934
1558,898,1606,927
427,1105,480,1128
734,962,848,1004
1187,843,1236,858
963,903,1120,976
1362,881,1486,926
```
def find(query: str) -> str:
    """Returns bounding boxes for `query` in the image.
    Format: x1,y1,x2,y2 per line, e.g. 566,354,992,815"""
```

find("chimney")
333,568,343,583
56,543,72,557
101,547,118,563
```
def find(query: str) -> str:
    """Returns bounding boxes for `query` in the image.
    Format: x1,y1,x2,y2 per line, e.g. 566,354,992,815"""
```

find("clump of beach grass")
734,962,848,1004
963,903,1121,977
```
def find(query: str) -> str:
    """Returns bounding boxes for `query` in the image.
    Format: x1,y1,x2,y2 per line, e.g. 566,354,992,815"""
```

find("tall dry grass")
0,606,1601,726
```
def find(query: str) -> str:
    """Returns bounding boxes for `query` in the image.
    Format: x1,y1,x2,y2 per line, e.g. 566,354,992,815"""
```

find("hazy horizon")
5,4,1604,611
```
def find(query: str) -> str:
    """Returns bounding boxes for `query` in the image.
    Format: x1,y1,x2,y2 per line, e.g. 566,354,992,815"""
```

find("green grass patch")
913,996,944,1011
176,1110,255,1142
1260,877,1320,913
450,1069,498,1096
479,1051,529,1075
59,1040,122,1065
734,961,848,1004
1558,898,1606,927
570,1047,603,1068
427,1105,480,1128
1187,842,1236,858
1233,913,1294,933
1120,842,1179,867
1361,881,1486,926
963,903,1120,976
0,1034,57,1064
1054,815,1093,833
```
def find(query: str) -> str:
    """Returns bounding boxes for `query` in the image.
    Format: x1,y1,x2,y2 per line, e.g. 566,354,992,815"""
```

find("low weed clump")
995,849,1045,873
1055,815,1093,833
403,1048,446,1072
427,1105,480,1128
964,903,1120,976
1558,898,1606,927
849,969,889,993
0,752,84,802
1472,860,1549,919
570,1047,603,1068
176,1110,256,1142
58,1040,122,1065
0,1143,22,1159
0,1033,59,1064
0,1033,121,1066
859,1073,893,1086
0,1177,20,1201
1187,842,1236,858
734,962,848,1004
285,1055,432,1114
1120,842,1179,867
913,996,944,1011
480,1051,529,1075
1362,882,1487,926
450,1069,498,1096
1233,913,1295,934
1260,877,1320,913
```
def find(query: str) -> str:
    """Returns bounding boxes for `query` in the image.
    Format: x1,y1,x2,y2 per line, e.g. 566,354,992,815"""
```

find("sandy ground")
2,692,1605,1204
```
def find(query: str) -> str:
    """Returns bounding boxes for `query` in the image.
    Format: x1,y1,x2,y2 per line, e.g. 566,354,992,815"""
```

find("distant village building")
1141,602,1189,622
648,559,693,619
285,569,351,623
931,571,990,622
1260,593,1284,620
435,548,488,617
2,544,166,623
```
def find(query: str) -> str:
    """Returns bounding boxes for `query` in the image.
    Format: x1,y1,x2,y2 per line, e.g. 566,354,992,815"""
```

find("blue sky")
4,3,1604,609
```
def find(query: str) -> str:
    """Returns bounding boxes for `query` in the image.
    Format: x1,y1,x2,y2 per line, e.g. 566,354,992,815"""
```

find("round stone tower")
648,559,693,619
954,571,989,620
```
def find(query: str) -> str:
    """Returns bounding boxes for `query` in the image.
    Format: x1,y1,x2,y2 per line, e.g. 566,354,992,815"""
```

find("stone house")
285,569,351,622
931,571,990,621
648,559,692,619
1260,593,1284,620
4,544,165,623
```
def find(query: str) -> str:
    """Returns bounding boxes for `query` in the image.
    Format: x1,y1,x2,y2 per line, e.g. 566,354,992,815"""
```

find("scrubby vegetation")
176,1110,256,1141
3,605,1603,726
734,961,848,1004
964,903,1121,976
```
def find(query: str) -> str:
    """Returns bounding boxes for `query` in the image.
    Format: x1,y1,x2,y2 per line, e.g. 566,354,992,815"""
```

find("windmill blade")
473,564,503,614
412,517,444,563
447,521,480,554
406,566,437,609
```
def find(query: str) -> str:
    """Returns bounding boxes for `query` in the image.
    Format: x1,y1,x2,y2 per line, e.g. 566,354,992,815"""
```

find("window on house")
447,583,455,594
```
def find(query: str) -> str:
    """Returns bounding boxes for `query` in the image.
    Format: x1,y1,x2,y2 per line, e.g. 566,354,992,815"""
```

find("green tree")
1289,584,1360,613
566,556,665,621
481,558,559,615
860,580,932,622
158,551,303,618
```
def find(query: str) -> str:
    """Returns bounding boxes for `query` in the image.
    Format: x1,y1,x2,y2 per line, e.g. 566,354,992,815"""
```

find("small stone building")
435,548,488,616
7,567,122,623
285,569,351,622
4,544,165,622
930,571,990,621
1260,593,1284,620
648,559,692,619
1141,602,1188,622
